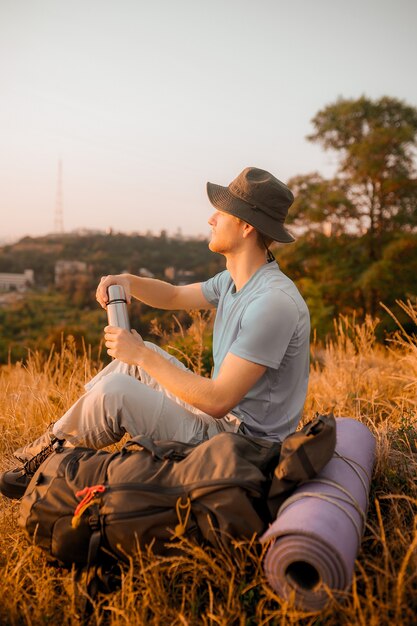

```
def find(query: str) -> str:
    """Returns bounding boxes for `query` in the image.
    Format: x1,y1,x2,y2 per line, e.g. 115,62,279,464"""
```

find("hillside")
0,230,416,363
0,231,225,286
0,232,225,363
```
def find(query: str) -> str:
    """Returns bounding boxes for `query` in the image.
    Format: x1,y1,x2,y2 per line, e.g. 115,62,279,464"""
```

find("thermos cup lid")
107,284,127,302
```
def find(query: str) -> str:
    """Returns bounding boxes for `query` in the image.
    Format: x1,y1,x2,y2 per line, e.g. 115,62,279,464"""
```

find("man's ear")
242,222,256,239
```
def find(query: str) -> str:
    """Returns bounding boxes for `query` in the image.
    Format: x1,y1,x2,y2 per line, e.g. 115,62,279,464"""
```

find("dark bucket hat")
206,167,295,243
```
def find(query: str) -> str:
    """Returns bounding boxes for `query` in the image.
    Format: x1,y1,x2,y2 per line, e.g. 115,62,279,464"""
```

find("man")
0,166,310,500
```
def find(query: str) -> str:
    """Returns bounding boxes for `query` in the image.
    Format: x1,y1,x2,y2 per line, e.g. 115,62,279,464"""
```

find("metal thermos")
106,285,130,330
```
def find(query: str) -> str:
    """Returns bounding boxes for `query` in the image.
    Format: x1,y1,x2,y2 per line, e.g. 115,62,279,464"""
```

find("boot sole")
0,473,28,500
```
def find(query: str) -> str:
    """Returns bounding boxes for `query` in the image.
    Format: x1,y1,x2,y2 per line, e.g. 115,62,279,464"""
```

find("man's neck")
225,249,268,291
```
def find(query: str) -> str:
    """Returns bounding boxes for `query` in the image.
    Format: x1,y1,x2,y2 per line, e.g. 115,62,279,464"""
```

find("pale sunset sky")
1,0,416,242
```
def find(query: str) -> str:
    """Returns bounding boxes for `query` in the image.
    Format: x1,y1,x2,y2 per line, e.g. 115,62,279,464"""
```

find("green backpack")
19,413,336,572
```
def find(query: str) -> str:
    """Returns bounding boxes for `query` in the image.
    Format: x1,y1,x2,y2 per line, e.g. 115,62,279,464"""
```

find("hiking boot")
0,434,64,500
14,423,57,463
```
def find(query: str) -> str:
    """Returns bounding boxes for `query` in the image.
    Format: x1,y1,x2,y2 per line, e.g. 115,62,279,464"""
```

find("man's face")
207,210,245,255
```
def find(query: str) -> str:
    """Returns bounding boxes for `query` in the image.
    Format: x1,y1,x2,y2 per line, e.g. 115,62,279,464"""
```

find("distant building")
322,219,345,237
68,228,106,237
322,221,333,237
164,266,176,281
139,267,155,278
176,270,196,286
55,260,88,287
0,291,24,306
164,267,195,285
0,269,34,292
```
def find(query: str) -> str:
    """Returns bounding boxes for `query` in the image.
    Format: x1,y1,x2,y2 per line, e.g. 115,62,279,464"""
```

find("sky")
1,0,416,242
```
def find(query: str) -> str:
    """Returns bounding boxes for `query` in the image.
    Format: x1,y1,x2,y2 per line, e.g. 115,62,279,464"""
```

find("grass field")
0,303,416,625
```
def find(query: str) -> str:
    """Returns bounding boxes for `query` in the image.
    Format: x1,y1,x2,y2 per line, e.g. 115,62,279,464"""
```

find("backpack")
19,414,336,572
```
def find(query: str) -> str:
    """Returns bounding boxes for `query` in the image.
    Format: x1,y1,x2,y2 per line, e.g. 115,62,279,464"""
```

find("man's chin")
209,243,226,257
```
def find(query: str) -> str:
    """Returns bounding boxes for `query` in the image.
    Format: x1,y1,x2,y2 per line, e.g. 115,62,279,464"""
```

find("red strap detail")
74,485,106,517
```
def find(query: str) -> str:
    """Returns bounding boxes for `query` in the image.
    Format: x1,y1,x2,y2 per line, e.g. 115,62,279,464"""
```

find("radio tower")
54,159,64,233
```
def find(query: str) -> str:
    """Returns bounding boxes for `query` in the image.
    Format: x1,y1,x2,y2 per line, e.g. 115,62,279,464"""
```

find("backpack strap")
293,444,316,478
84,507,123,609
267,413,337,517
123,435,195,461
73,509,104,619
87,515,102,570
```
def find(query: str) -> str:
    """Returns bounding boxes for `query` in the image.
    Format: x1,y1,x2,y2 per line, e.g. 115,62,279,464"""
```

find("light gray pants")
52,342,240,449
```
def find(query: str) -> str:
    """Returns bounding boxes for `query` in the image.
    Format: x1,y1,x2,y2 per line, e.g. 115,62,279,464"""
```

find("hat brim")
206,182,295,243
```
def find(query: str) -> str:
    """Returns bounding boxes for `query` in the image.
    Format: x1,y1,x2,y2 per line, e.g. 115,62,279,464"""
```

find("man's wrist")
123,272,133,286
135,341,149,367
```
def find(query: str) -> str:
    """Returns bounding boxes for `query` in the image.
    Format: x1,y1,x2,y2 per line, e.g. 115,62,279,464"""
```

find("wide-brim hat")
206,166,295,243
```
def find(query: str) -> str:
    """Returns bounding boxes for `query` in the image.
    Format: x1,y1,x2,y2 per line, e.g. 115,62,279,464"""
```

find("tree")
307,96,417,258
357,235,417,313
287,173,356,236
284,96,417,319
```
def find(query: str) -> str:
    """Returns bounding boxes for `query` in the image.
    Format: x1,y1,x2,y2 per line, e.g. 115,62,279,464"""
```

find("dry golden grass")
0,304,417,625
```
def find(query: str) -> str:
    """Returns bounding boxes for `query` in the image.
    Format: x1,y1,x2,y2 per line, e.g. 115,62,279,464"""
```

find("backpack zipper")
104,506,173,522
104,477,265,498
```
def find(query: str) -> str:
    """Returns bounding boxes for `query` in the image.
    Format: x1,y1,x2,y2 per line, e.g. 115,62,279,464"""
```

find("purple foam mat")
261,417,376,611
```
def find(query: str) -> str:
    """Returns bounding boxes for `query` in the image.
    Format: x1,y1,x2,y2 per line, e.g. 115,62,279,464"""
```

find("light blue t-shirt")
201,262,310,441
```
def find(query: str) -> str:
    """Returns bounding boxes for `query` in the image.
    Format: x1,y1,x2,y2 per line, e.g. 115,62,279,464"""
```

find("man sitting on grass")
0,167,310,500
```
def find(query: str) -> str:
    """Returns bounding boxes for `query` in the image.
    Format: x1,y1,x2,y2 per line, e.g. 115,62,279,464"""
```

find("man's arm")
96,273,214,311
104,327,266,418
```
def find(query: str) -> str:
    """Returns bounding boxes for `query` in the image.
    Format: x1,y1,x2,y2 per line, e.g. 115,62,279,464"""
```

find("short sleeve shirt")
201,262,310,441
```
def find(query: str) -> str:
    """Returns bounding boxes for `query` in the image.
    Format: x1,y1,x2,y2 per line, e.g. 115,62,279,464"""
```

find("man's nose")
208,212,217,226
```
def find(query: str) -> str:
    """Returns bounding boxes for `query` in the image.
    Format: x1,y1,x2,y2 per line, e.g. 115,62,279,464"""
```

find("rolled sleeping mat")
261,417,376,611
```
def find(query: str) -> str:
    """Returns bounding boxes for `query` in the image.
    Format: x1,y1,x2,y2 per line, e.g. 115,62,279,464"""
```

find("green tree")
287,173,356,235
285,96,417,319
308,95,417,256
358,235,417,320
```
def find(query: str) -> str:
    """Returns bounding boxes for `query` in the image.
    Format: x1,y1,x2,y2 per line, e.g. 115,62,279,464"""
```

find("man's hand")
104,326,145,364
96,275,132,309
